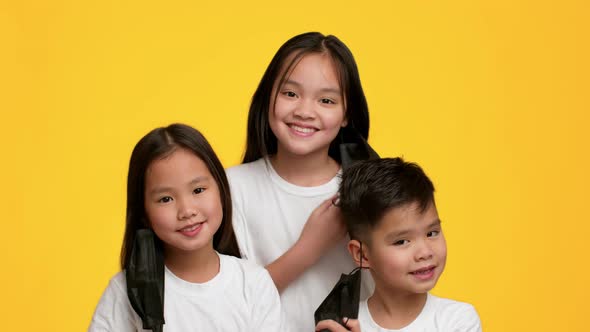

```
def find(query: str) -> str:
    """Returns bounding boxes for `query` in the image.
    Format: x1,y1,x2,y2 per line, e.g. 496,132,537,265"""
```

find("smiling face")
268,52,348,159
144,147,223,258
364,201,447,296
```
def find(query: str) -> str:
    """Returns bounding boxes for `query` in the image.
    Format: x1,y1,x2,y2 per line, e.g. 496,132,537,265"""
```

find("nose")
177,196,198,220
414,239,434,262
293,98,316,119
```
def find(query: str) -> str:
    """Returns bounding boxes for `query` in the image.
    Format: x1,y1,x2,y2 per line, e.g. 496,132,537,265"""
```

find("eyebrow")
148,176,210,196
283,79,341,95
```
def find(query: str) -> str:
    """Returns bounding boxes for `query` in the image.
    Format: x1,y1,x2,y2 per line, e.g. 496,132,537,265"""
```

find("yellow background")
2,0,588,330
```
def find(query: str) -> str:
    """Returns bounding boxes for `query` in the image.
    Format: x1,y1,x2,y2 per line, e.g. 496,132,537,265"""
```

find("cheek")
145,203,174,230
375,248,407,274
323,108,347,129
437,239,448,260
205,190,224,225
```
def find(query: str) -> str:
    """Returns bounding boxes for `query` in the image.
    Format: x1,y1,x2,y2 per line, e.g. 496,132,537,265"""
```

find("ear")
341,117,348,128
347,239,371,269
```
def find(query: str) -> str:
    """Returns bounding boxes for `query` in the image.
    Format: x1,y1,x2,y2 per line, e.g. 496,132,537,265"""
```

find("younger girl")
89,124,285,331
227,32,374,331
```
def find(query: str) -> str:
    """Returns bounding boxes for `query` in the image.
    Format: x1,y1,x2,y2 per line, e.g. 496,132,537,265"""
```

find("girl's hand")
315,318,361,332
298,195,347,264
266,195,347,293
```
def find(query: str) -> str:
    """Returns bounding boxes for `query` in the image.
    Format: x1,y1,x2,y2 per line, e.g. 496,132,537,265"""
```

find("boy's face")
364,201,447,295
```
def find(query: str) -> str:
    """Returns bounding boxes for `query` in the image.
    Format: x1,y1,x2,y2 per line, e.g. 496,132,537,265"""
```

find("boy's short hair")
338,157,435,242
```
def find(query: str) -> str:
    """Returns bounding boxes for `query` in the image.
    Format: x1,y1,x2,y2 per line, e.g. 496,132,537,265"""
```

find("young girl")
89,124,286,331
226,32,374,331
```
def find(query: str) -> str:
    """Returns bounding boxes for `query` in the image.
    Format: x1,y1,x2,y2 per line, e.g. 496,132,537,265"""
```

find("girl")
89,124,286,331
226,32,374,331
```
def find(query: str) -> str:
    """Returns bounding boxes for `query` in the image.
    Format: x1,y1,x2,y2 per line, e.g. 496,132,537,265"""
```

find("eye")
393,239,409,246
320,98,335,104
193,187,205,194
282,91,297,98
427,230,440,237
158,196,173,203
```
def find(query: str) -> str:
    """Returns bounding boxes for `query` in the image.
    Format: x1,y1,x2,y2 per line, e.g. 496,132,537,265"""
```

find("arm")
266,197,347,293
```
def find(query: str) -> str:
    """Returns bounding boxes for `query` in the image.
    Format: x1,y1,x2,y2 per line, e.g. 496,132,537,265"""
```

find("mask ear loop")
342,241,363,328
360,241,363,270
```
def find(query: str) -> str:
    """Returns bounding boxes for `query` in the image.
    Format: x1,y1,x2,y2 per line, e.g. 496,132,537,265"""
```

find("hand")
315,318,361,332
266,196,347,293
297,195,347,265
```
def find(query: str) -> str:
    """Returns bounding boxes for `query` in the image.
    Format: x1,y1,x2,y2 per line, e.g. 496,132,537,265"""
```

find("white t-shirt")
88,253,286,332
227,158,374,332
358,293,482,332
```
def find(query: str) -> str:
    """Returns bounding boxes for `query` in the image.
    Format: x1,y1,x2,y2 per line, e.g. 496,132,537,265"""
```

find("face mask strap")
349,241,365,275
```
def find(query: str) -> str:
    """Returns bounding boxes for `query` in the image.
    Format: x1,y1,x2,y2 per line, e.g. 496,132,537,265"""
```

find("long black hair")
242,32,370,164
120,124,240,270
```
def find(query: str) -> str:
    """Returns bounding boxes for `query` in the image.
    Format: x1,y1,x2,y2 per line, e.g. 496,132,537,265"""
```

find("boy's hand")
298,195,347,264
315,318,361,332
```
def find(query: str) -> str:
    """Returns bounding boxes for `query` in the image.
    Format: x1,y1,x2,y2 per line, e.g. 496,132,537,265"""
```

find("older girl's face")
269,53,347,159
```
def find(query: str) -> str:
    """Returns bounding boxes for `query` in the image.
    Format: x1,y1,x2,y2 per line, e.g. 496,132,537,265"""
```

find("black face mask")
314,266,362,331
315,128,378,331
338,126,380,170
126,229,165,332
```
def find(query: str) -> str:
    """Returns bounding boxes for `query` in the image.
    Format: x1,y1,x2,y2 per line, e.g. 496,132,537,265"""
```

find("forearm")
265,239,318,293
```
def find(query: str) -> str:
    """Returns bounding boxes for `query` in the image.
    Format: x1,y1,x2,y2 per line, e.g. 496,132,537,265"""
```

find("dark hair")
242,31,370,164
338,157,435,241
120,124,240,269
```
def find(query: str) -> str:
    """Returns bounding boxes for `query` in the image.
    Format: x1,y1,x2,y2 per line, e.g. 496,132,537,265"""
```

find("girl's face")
269,53,348,159
144,147,223,257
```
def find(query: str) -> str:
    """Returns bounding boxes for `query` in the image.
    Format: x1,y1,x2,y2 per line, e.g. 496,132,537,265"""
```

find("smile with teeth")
411,267,434,275
178,221,204,236
289,124,317,134
180,223,202,232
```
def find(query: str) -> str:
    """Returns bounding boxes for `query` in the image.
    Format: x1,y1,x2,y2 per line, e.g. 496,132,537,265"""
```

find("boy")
316,158,481,332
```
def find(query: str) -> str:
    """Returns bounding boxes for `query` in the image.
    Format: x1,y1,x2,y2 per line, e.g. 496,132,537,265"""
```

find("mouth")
178,222,205,237
288,123,318,136
409,265,436,280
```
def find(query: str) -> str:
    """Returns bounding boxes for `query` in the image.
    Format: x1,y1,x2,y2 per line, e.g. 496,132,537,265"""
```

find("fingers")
342,318,361,332
315,319,349,332
311,195,340,217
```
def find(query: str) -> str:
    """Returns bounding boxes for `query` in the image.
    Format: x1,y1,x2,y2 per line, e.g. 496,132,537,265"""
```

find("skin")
316,318,361,332
144,147,223,283
346,201,447,330
264,52,350,293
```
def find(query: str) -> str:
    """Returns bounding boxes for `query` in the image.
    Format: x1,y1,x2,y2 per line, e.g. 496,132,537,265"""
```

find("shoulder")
221,254,269,281
429,294,482,330
101,271,128,299
89,271,140,332
226,158,268,180
220,254,276,293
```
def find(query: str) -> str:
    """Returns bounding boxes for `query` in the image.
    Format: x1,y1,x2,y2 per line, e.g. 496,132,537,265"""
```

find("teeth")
412,268,432,274
290,124,316,133
181,223,201,232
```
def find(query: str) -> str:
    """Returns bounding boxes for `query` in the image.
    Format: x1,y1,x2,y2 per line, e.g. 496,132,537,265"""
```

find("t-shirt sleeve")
443,302,482,332
232,201,253,260
88,274,141,332
250,268,290,332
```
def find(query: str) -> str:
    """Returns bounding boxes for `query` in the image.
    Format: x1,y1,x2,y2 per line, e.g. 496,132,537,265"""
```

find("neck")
270,147,340,187
367,283,428,330
164,244,219,283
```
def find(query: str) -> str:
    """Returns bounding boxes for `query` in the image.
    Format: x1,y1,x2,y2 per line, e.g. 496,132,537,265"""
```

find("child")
316,157,482,331
226,32,374,331
89,124,286,331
